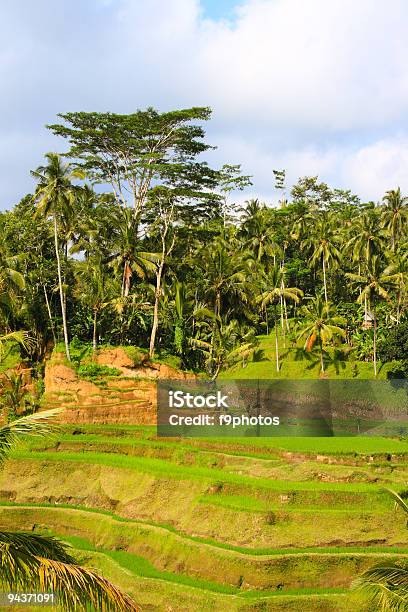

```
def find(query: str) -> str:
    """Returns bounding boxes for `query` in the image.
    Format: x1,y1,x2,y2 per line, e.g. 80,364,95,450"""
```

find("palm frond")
0,533,139,611
353,563,408,612
0,409,62,466
383,488,408,516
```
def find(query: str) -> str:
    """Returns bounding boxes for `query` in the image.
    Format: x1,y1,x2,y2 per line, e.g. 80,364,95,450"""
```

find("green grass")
221,332,396,380
9,449,385,493
49,425,408,457
3,501,408,557
197,494,389,514
76,363,121,380
0,343,22,372
43,532,352,599
59,534,238,594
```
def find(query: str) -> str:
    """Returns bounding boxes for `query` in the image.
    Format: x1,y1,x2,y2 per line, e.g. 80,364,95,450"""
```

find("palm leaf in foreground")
0,409,62,467
0,532,140,611
352,563,408,612
383,488,408,517
352,489,408,611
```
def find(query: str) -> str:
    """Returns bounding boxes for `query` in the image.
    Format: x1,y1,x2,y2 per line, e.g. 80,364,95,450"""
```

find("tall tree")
258,265,303,372
31,154,79,361
296,296,346,374
303,213,341,304
47,107,222,223
347,256,397,376
382,187,408,251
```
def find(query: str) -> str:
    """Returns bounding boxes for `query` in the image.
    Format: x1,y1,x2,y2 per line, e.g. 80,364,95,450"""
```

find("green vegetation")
76,363,121,380
3,422,408,609
0,108,407,379
1,106,407,610
0,410,138,611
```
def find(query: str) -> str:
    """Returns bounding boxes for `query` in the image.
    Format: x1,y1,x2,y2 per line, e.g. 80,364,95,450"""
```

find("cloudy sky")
2,0,408,209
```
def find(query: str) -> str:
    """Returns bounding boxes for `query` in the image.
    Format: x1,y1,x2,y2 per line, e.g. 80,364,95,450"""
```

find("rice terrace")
1,21,408,610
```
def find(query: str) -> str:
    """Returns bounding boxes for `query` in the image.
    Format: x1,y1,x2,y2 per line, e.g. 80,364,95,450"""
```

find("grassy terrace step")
43,399,151,409
25,435,408,488
8,449,385,493
2,504,405,593
2,453,405,548
54,547,356,611
3,502,408,556
55,424,408,457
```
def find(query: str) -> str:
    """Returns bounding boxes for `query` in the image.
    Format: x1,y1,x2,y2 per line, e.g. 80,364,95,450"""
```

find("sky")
2,0,408,209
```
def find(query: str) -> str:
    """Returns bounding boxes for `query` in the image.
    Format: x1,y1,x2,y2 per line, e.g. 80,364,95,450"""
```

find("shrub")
77,363,121,380
122,346,148,367
378,321,408,362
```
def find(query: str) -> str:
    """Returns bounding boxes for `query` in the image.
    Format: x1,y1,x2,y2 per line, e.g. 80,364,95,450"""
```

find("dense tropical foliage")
0,107,407,379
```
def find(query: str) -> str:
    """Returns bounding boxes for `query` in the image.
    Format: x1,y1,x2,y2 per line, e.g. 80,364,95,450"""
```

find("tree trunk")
320,348,325,373
43,285,56,344
54,215,70,361
274,306,279,373
322,255,328,304
149,262,164,359
373,303,377,377
92,309,98,352
122,261,131,297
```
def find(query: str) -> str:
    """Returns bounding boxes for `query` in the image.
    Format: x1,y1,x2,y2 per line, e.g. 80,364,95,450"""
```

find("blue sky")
1,0,408,209
201,0,242,20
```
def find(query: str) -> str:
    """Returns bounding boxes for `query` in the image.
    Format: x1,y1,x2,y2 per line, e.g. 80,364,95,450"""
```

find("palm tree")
296,296,346,374
0,331,34,364
110,207,158,298
344,209,386,320
383,254,408,324
302,213,341,304
239,200,279,264
192,312,257,379
345,209,385,266
74,256,110,351
353,489,408,610
199,235,251,318
347,256,397,376
382,188,408,251
0,412,139,611
258,265,303,372
0,236,25,326
31,154,79,361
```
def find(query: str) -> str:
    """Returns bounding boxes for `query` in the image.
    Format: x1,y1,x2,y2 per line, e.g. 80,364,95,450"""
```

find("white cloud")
1,0,408,207
342,137,408,200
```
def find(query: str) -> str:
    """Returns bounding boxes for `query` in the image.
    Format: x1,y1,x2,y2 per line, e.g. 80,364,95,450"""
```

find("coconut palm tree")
31,153,80,361
383,254,408,324
296,296,346,374
198,235,251,318
258,265,303,372
345,209,385,266
110,207,158,298
353,489,408,611
347,256,397,376
192,312,257,379
302,213,341,304
382,188,408,252
0,236,26,327
74,256,110,351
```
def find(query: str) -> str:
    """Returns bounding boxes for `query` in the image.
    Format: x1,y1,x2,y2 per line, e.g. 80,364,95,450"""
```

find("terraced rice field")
3,423,408,610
